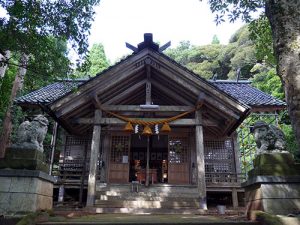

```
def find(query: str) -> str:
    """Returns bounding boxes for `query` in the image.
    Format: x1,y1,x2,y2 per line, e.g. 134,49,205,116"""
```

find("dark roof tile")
211,81,286,107
16,79,286,109
16,81,84,104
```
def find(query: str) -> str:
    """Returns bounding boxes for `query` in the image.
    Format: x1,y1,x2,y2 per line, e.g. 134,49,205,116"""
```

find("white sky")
89,0,245,63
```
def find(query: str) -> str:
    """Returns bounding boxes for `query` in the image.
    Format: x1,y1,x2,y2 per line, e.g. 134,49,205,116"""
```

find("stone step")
95,199,200,209
96,190,199,198
97,194,199,201
37,209,259,225
38,219,259,225
96,184,199,195
91,207,233,214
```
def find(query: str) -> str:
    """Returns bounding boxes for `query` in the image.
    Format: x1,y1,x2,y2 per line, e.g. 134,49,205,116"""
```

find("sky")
88,0,246,63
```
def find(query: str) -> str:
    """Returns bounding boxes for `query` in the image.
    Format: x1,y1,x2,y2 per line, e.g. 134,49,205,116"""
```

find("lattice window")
64,135,91,162
169,136,189,163
110,135,130,163
204,138,235,175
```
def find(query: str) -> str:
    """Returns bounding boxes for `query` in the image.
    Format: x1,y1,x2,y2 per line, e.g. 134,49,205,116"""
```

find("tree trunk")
0,53,28,158
266,0,300,152
0,51,11,79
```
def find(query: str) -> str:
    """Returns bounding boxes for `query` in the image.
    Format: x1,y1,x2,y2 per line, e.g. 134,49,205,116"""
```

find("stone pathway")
37,213,259,225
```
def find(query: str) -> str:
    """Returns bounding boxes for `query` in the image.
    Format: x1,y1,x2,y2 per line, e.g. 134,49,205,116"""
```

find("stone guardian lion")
252,121,286,155
13,115,49,152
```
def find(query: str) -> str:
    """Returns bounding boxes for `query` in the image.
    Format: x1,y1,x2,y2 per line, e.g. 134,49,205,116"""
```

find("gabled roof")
15,34,285,136
16,79,286,110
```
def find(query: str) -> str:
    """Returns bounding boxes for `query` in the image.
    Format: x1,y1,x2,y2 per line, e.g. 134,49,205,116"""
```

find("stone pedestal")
0,169,56,215
243,176,300,215
248,152,300,177
0,148,49,173
242,153,300,216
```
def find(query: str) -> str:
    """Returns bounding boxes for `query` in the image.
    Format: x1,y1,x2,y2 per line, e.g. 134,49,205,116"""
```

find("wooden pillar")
86,109,102,207
145,136,150,186
101,134,110,183
232,187,239,209
233,131,242,182
195,110,207,210
49,122,58,175
79,142,88,206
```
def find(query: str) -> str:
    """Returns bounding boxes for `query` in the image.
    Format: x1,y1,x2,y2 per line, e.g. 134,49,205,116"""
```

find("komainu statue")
12,115,49,152
252,121,286,155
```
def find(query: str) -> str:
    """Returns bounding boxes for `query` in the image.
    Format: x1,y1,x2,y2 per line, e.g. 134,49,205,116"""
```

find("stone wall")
0,169,55,215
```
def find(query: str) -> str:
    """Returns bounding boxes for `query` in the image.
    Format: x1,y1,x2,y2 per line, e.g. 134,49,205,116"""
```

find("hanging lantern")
142,125,153,136
124,121,134,132
161,122,171,133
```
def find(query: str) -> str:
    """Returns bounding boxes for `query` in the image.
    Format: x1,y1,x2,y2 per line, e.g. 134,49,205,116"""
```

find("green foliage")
165,41,192,65
10,105,27,144
211,35,220,44
88,43,110,75
281,123,300,161
16,211,49,225
251,65,284,100
166,25,256,80
22,38,71,93
0,0,100,146
203,0,264,24
255,211,283,225
0,63,17,126
0,0,100,63
249,15,276,65
76,43,110,77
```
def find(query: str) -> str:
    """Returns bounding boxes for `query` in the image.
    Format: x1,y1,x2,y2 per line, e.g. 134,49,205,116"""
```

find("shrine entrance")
129,135,168,185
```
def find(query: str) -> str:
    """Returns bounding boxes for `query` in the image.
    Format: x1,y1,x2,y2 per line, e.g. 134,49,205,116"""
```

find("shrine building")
16,34,286,211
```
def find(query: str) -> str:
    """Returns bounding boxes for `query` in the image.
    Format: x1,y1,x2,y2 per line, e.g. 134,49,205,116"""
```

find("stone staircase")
93,184,204,214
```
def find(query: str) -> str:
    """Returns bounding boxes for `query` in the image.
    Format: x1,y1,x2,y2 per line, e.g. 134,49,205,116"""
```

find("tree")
76,43,110,77
204,0,300,153
0,0,100,157
211,34,220,44
166,26,257,80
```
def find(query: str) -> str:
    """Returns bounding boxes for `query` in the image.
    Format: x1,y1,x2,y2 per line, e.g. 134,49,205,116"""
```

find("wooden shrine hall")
16,33,286,211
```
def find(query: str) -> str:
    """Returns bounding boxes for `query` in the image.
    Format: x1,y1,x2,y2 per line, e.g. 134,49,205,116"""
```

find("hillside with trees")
165,25,298,160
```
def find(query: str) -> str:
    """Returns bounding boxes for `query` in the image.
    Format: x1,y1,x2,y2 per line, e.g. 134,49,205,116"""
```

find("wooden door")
168,136,190,184
109,135,130,183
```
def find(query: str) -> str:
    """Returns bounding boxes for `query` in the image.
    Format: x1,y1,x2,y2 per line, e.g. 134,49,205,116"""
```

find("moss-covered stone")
253,152,295,167
0,148,49,173
248,153,300,177
255,211,283,225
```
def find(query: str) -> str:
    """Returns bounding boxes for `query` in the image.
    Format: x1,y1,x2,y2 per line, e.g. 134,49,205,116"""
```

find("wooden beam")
50,50,151,111
103,79,146,105
73,117,218,127
152,71,197,102
99,70,145,103
146,64,151,105
86,109,102,207
151,79,193,105
52,65,146,117
150,52,248,112
195,110,207,210
232,187,239,209
101,105,194,112
202,95,240,120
